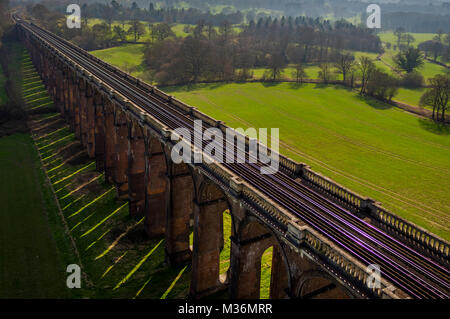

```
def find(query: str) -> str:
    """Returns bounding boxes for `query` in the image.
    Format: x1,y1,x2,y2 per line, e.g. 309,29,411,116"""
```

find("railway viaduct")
15,19,450,299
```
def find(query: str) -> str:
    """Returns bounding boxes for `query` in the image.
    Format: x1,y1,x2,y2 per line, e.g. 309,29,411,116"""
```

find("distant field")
88,34,445,111
379,32,439,48
87,19,241,41
90,44,146,78
381,48,447,81
87,41,384,84
249,51,379,81
395,87,427,107
378,32,448,81
164,82,450,240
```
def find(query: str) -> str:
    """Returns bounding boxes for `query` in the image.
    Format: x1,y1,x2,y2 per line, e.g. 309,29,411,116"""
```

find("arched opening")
260,246,273,299
190,180,231,297
219,209,233,282
297,270,353,299
231,216,289,299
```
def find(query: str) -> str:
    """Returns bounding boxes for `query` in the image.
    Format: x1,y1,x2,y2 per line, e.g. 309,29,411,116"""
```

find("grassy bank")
0,45,79,299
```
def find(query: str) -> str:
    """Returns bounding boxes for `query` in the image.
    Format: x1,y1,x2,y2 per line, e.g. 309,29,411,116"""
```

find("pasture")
91,44,146,78
378,32,448,81
0,47,78,298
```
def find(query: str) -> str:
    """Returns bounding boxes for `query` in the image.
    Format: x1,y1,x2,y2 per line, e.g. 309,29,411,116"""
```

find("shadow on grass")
161,82,228,93
312,83,353,92
261,81,281,88
418,118,450,135
287,82,307,90
356,95,393,110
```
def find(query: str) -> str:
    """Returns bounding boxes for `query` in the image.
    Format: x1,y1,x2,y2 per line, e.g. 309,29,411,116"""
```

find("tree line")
76,1,244,26
22,2,449,123
143,17,382,85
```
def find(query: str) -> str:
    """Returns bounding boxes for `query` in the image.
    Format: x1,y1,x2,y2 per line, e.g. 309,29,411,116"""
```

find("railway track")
16,18,450,299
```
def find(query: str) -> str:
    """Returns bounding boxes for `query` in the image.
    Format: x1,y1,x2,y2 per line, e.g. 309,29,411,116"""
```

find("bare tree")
394,27,405,49
334,52,355,84
151,23,175,42
113,25,127,42
358,56,375,95
420,74,449,123
128,20,146,42
266,51,286,82
318,63,334,84
292,63,307,83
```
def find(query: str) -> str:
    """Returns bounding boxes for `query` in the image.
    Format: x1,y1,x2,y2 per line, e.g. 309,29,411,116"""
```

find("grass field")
0,132,78,298
91,44,146,78
395,87,427,107
87,19,242,42
378,32,439,48
378,32,448,81
380,48,447,81
163,82,450,241
0,46,80,298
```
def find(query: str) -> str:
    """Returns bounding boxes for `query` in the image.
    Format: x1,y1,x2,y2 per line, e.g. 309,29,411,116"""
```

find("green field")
163,82,450,240
0,132,79,298
395,87,427,107
87,19,242,42
379,32,439,48
378,32,448,81
91,44,146,78
380,48,447,81
0,48,79,298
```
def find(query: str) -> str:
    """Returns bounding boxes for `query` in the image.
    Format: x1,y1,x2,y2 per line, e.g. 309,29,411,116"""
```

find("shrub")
366,69,399,101
401,72,425,88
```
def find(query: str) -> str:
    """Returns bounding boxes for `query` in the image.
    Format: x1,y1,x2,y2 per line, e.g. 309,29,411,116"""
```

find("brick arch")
230,215,291,299
190,177,233,297
295,269,356,299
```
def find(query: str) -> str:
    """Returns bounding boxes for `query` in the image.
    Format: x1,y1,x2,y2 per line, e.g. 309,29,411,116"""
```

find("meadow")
378,32,439,48
163,82,450,241
87,18,242,42
91,44,146,78
0,45,79,298
378,31,448,82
